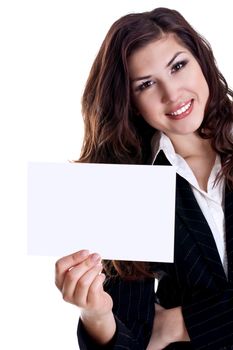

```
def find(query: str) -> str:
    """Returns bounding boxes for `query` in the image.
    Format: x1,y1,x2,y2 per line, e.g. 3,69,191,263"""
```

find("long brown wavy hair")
78,7,233,279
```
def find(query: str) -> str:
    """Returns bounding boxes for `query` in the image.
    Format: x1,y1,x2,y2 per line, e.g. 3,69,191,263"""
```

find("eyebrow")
130,51,186,83
130,75,152,83
166,51,185,67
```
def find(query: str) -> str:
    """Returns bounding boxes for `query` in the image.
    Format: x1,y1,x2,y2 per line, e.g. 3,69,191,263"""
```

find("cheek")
140,108,163,130
203,80,209,101
193,67,209,99
196,77,209,106
137,100,164,130
136,94,161,118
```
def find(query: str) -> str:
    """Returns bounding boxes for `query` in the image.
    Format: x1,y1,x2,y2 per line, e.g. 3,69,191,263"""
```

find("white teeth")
169,101,192,116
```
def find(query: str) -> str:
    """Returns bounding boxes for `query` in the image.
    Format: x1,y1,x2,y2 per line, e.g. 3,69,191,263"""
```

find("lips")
166,99,194,120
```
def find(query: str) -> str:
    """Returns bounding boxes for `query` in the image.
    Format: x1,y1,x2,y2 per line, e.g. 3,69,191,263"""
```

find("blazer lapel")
225,184,233,283
175,174,227,285
153,150,227,285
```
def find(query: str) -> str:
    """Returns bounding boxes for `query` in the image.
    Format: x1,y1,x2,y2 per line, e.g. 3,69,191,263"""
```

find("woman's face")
128,34,209,141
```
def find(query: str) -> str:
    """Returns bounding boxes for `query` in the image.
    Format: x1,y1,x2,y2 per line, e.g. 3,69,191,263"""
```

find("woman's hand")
146,304,190,350
55,250,116,344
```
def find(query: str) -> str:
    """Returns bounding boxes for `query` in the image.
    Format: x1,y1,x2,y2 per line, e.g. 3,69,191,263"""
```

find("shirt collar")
151,132,177,166
151,132,224,201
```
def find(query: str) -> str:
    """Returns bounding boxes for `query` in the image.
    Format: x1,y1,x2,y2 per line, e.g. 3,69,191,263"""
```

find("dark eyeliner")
171,59,188,73
135,80,155,91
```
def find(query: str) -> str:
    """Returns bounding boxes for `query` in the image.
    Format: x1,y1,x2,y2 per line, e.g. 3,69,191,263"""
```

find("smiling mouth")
166,99,194,120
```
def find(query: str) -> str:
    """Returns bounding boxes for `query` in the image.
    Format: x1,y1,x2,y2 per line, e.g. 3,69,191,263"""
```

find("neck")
167,132,215,159
166,133,217,192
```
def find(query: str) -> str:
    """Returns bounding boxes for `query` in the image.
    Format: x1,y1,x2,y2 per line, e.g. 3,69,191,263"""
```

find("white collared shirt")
151,132,227,276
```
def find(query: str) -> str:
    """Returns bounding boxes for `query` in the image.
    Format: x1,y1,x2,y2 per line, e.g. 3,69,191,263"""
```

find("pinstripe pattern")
175,175,227,285
78,277,155,349
78,151,233,349
174,175,233,349
225,185,233,283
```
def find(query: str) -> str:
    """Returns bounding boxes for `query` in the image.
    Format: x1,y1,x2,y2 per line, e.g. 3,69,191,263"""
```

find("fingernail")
80,249,89,257
96,263,103,274
90,253,101,262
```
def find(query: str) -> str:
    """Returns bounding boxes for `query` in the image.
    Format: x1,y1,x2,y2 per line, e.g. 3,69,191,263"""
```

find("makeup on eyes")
134,58,189,92
170,59,188,73
135,80,155,91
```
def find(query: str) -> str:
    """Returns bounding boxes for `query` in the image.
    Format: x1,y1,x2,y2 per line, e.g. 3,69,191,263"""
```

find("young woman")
55,7,233,350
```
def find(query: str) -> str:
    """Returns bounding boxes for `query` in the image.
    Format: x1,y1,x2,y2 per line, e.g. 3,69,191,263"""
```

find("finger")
155,303,165,312
69,252,102,287
67,263,103,307
55,250,90,289
87,273,106,305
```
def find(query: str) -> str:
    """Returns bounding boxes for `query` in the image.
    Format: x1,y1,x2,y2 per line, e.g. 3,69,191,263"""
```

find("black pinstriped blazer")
78,151,233,350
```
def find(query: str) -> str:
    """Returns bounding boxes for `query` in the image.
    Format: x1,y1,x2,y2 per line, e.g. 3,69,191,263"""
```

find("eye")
136,80,155,91
171,60,188,74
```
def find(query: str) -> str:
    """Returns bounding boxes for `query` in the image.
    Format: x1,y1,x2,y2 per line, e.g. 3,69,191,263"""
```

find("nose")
160,81,181,104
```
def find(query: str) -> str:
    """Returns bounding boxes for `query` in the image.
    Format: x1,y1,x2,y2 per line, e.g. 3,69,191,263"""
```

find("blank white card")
28,162,176,262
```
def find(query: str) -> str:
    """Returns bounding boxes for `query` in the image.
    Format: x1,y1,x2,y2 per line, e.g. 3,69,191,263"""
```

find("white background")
0,0,232,349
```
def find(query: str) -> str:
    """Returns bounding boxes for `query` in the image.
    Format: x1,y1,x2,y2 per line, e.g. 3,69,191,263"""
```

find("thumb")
155,303,165,312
